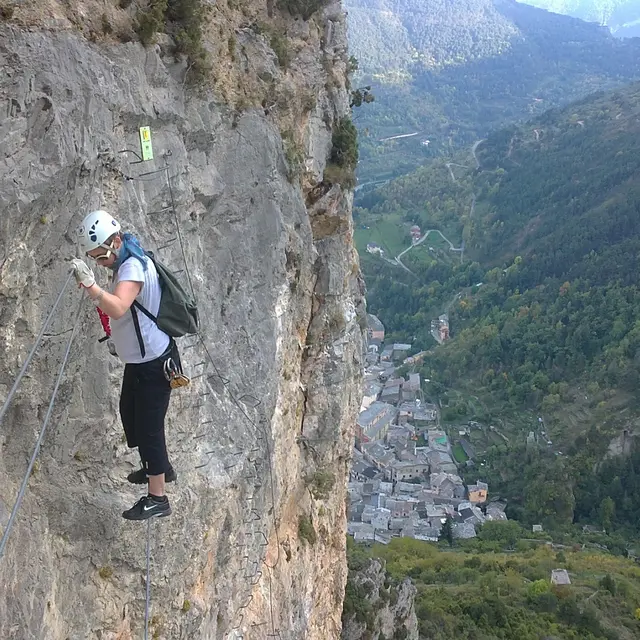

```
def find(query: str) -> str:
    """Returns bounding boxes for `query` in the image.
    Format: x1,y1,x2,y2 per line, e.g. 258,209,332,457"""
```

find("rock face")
0,2,364,639
342,559,419,640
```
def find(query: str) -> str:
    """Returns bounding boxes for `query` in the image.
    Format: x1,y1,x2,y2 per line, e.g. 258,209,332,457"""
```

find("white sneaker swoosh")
143,503,159,511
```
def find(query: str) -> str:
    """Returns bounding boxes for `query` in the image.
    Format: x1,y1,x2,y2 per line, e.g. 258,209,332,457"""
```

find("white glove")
70,258,96,288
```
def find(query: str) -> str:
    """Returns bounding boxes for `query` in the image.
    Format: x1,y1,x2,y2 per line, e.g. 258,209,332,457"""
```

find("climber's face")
87,234,122,267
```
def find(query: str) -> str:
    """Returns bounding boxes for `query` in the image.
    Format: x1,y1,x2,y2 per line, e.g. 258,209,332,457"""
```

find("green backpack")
131,251,199,358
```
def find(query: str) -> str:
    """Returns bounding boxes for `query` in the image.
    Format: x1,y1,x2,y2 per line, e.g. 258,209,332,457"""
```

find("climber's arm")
86,281,142,320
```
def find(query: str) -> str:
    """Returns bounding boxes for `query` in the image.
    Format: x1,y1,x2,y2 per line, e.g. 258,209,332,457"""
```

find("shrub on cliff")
135,0,168,46
324,117,359,189
278,0,329,21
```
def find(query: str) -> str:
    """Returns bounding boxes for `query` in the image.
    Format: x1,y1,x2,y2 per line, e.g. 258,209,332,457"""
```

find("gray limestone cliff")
342,559,419,640
0,1,364,638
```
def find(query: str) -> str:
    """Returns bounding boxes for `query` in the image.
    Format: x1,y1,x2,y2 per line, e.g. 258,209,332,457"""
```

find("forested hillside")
356,82,640,534
347,536,640,640
520,0,640,37
345,0,640,182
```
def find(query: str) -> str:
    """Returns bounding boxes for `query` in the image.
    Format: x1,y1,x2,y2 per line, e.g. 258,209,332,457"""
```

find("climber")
71,210,177,521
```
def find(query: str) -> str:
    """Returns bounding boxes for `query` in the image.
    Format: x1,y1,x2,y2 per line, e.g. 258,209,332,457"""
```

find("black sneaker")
122,495,171,521
127,467,177,484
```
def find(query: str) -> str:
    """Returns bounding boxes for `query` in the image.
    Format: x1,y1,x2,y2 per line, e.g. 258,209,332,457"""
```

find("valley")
346,0,640,183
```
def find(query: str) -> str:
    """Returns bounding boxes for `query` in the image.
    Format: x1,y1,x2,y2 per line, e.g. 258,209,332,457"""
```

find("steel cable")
144,519,152,640
0,296,84,558
114,156,284,637
0,271,75,428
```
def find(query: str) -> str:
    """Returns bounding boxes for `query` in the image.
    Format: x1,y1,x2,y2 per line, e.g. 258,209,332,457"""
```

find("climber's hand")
70,258,96,288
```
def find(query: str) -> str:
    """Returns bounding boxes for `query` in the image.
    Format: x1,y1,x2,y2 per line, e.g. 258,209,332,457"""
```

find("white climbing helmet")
77,210,121,254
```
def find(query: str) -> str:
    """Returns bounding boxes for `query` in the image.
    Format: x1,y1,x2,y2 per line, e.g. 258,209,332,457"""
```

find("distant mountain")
346,0,640,182
346,0,520,78
518,0,640,37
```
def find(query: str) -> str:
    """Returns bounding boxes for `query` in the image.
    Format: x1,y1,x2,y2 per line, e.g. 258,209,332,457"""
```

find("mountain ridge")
518,0,640,37
346,0,640,182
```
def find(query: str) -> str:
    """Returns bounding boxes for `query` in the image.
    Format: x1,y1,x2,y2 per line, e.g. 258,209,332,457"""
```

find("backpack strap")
130,306,146,359
132,300,158,323
130,301,162,359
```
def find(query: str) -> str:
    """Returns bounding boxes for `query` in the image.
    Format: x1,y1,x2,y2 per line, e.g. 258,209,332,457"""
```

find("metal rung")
249,571,263,586
157,239,177,251
208,374,230,385
243,509,262,524
230,614,244,630
243,560,259,578
195,451,215,469
139,166,169,177
118,148,143,163
255,530,269,545
146,206,173,215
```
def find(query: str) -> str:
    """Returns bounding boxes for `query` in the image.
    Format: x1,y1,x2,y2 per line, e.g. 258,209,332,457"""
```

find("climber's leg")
122,354,173,520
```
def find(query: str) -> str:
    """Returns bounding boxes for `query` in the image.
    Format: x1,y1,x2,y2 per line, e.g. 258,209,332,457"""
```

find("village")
348,314,507,544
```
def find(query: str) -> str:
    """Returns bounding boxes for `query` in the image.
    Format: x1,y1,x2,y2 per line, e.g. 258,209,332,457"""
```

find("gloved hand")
70,258,96,288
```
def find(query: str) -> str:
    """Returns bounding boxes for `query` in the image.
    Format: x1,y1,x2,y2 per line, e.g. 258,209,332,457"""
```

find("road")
445,162,469,183
354,179,390,193
393,229,463,272
379,132,420,142
471,139,485,169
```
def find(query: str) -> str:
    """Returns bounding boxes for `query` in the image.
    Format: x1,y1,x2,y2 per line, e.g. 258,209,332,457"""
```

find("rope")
0,296,84,558
0,271,75,428
144,519,152,640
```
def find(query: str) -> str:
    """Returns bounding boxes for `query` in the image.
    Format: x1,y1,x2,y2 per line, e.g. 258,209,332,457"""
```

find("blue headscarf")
109,233,148,272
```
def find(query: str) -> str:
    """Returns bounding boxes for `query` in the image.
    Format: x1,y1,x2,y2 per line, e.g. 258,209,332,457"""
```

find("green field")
452,442,469,463
354,213,411,257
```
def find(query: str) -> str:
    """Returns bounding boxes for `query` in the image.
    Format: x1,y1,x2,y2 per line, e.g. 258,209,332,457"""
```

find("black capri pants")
119,346,173,476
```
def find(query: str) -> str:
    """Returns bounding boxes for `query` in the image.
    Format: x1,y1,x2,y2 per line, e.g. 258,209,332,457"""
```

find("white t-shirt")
110,256,171,364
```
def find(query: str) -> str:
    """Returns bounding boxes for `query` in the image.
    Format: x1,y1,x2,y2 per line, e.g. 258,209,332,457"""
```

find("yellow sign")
139,126,153,161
